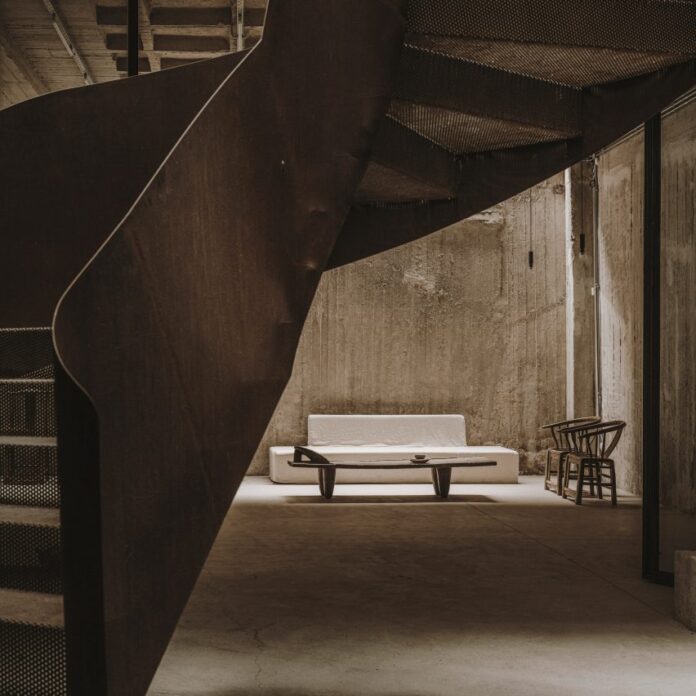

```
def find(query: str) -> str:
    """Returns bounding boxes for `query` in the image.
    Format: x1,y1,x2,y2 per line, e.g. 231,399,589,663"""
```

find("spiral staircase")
0,1,694,694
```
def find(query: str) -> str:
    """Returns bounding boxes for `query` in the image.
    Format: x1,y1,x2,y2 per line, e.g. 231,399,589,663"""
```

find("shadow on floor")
192,690,412,696
284,494,496,504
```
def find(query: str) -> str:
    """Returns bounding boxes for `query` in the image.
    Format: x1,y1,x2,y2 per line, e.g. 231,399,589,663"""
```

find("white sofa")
269,414,518,484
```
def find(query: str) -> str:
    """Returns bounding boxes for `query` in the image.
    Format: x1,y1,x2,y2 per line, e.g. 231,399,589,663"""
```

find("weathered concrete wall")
565,161,596,419
661,99,696,516
596,132,644,494
250,174,568,474
596,98,696,499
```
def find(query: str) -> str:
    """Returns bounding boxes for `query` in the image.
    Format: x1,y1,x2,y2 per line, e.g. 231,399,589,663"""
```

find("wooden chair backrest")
542,417,600,449
576,421,626,458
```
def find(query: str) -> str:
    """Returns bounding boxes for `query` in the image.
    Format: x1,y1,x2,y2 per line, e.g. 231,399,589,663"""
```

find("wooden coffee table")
288,446,496,499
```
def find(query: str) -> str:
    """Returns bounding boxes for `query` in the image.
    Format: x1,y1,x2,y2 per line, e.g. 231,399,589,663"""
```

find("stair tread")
0,378,54,384
0,435,57,447
0,587,63,627
0,504,60,527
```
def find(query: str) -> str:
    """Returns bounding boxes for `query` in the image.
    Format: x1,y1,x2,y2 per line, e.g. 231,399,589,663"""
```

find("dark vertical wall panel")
643,114,662,581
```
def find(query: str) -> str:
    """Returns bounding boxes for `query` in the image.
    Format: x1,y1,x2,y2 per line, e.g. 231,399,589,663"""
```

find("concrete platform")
150,476,696,696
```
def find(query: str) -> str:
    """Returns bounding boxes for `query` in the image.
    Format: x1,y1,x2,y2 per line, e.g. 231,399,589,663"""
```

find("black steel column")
127,0,139,77
642,113,670,583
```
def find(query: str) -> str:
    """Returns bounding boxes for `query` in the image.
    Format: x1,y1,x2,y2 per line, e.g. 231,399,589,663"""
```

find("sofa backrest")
307,414,467,447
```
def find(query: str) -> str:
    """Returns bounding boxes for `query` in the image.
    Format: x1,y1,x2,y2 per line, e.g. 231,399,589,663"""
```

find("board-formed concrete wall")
250,174,568,474
661,99,696,516
596,133,645,494
596,97,696,498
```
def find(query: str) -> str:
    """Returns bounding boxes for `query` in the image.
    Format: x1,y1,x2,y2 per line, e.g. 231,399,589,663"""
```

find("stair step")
0,438,60,508
0,588,63,627
0,507,62,594
0,505,60,526
0,378,56,438
0,436,57,447
0,590,66,695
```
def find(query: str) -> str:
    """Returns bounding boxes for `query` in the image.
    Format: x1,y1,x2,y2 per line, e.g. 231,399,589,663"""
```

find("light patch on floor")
149,477,696,696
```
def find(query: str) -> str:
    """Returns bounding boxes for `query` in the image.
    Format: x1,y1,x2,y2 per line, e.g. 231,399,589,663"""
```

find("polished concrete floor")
149,477,696,696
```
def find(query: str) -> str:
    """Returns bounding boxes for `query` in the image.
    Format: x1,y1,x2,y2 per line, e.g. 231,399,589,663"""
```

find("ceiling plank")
0,25,48,95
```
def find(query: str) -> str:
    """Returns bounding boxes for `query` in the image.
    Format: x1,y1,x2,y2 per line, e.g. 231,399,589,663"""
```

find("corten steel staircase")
0,0,694,693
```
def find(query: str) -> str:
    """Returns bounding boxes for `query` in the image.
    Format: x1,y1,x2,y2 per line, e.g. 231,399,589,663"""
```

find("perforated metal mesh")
0,443,59,508
388,99,569,154
0,380,56,438
0,329,53,380
0,621,66,696
0,523,62,594
406,35,690,88
406,0,696,55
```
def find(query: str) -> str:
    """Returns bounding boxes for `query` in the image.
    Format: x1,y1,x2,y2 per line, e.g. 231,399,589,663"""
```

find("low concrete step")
0,506,62,594
0,589,66,695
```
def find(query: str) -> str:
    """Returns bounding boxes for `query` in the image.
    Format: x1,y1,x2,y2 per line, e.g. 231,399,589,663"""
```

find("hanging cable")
528,188,534,269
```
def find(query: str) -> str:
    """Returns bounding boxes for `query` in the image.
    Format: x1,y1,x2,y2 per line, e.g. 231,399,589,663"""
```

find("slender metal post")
128,0,139,76
591,156,602,418
236,0,245,51
642,113,670,583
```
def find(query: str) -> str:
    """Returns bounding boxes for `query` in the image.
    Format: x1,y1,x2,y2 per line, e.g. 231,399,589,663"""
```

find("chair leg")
556,454,565,496
575,461,584,505
562,456,573,499
588,462,596,497
609,462,617,506
595,464,604,499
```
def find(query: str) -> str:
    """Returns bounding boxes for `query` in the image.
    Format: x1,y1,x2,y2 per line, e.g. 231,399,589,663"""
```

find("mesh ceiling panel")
388,99,570,154
406,0,696,55
406,35,692,88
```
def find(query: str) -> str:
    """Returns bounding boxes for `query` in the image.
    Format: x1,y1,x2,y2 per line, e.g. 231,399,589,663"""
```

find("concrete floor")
149,477,696,696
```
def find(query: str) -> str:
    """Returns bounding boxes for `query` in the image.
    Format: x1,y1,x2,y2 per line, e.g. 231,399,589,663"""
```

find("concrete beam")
153,35,230,53
115,56,151,73
105,34,143,51
97,5,263,28
43,0,94,84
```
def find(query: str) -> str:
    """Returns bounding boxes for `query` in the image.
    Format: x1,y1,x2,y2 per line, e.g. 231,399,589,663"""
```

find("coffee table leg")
318,467,336,499
431,467,441,496
433,466,452,499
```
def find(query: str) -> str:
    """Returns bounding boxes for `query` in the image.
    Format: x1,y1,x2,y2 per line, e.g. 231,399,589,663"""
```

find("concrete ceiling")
0,0,263,109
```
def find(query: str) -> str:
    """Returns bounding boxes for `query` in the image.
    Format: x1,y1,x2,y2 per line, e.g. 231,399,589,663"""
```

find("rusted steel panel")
0,51,246,328
53,1,406,694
